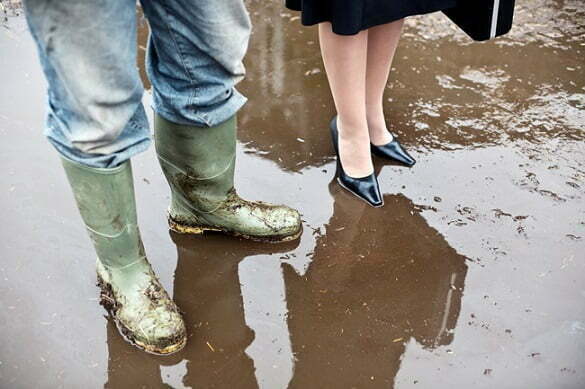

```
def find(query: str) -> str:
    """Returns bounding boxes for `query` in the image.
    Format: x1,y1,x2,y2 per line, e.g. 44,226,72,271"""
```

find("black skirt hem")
287,2,455,36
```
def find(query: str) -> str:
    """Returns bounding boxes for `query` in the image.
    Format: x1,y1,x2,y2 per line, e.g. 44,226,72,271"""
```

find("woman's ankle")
336,119,374,177
366,107,393,146
367,114,394,145
369,127,394,146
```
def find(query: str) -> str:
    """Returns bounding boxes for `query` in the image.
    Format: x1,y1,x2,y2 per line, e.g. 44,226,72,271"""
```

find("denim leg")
23,0,151,168
140,0,251,127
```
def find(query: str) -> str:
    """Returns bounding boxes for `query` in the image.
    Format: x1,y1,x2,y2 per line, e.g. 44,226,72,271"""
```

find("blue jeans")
23,0,251,168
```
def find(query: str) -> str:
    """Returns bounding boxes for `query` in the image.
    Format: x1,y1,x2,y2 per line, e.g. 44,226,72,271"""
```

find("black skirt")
286,0,457,35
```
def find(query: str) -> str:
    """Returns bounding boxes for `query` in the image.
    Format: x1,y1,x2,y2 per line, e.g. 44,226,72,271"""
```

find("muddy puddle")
1,0,584,388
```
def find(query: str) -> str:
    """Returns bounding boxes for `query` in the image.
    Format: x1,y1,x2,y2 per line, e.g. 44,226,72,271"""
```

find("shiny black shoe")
371,136,416,167
330,117,384,208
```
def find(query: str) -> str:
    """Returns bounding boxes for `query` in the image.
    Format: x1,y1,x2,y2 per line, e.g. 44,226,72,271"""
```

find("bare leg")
365,19,404,146
319,23,372,178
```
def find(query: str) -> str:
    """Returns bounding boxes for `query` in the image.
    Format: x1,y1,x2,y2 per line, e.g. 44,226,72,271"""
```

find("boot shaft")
154,114,237,213
154,114,302,242
61,157,144,268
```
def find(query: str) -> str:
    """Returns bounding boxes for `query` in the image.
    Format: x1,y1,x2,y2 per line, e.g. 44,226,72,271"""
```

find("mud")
1,0,584,388
98,268,186,356
97,276,121,314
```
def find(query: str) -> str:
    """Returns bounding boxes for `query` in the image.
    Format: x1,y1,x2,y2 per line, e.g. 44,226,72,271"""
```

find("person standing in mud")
21,0,302,355
286,1,455,206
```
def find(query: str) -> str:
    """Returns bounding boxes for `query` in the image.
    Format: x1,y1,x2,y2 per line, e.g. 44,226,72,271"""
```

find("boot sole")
168,216,303,243
97,274,187,356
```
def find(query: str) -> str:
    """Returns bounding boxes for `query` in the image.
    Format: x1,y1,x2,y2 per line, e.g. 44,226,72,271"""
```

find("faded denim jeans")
23,0,251,168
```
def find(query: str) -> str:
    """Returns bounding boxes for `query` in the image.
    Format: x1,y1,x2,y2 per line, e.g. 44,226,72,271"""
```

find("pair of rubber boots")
62,114,302,354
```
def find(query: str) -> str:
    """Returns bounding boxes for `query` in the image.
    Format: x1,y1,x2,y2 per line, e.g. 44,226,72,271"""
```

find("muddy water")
1,0,584,388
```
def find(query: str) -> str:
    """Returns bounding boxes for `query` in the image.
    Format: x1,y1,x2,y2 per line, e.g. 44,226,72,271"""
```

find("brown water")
1,0,584,388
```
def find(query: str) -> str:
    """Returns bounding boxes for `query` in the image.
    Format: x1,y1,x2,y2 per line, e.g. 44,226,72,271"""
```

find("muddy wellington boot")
154,114,302,242
61,157,187,355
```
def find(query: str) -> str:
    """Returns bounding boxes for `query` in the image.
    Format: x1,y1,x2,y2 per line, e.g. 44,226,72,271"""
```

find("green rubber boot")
61,157,187,355
154,114,302,243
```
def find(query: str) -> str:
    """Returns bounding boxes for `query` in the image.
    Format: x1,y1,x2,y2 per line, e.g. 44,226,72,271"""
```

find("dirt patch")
97,275,121,315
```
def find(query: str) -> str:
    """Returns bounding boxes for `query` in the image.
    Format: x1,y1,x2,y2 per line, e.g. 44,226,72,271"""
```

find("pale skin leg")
319,23,373,178
365,19,405,146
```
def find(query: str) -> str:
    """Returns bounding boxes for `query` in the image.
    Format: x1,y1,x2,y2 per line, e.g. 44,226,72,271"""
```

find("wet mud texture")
97,270,186,355
1,0,585,388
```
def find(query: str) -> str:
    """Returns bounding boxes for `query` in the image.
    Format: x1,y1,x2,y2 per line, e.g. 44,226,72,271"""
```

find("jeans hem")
153,92,247,128
46,133,151,169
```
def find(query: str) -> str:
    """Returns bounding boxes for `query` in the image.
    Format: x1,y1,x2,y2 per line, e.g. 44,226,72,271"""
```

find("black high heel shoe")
330,117,384,208
370,134,416,167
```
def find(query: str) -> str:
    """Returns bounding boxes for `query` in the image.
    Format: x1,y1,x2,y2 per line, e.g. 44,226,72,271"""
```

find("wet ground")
1,0,584,388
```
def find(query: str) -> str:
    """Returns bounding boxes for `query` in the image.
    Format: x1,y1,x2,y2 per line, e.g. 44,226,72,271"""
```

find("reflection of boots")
155,114,302,242
171,232,300,388
104,320,168,388
61,158,186,355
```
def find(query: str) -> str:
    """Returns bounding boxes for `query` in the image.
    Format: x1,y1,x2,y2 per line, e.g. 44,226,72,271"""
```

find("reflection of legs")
319,24,372,178
23,0,186,354
285,194,468,387
104,320,167,388
365,20,404,146
171,234,262,388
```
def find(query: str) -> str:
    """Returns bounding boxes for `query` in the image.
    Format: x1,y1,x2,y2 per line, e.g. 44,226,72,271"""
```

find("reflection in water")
240,1,335,172
103,178,467,388
284,188,468,388
137,1,584,177
239,1,585,172
105,318,169,388
105,232,300,389
171,233,258,388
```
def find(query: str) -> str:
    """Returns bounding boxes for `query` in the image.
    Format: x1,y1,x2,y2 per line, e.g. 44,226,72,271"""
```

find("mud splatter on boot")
154,114,302,243
62,157,187,355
